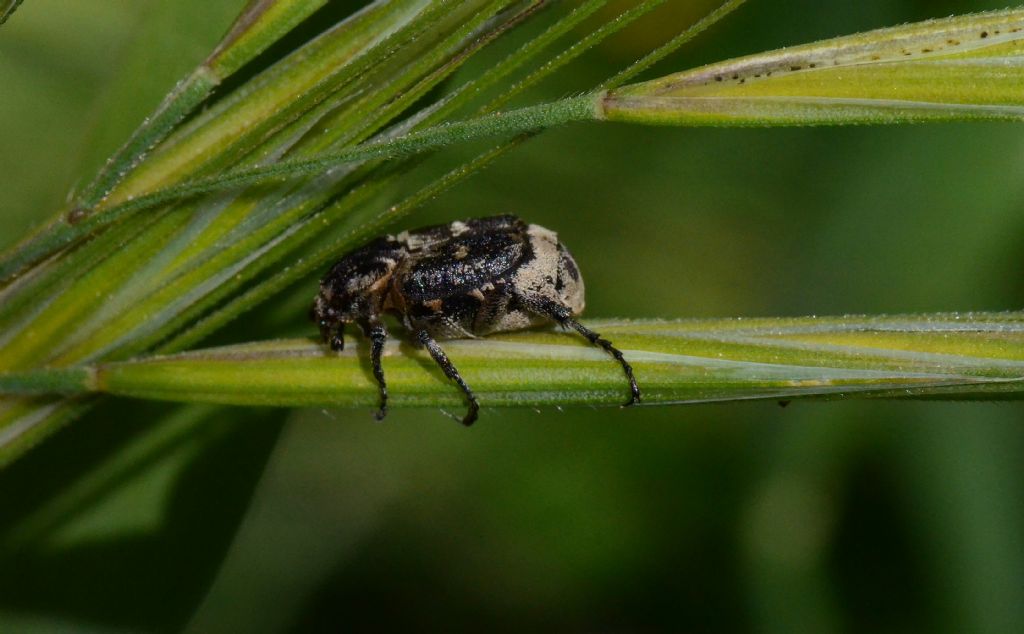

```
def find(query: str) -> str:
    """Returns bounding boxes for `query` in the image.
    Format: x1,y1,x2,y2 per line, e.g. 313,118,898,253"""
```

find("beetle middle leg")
360,319,389,420
416,330,479,426
519,296,641,406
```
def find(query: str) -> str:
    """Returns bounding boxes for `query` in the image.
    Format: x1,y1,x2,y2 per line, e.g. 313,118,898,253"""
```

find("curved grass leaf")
2,314,1022,425
599,0,747,91
40,5,1024,230
75,0,331,212
0,0,23,26
603,8,1024,125
9,5,1022,283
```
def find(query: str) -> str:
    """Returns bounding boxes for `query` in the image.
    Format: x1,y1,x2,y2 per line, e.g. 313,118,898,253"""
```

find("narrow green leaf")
0,2,558,465
0,209,193,371
0,368,89,394
100,0,438,207
599,0,747,90
206,0,329,77
3,314,1022,412
602,8,1024,125
0,0,321,283
0,397,94,469
160,140,523,354
76,0,325,211
0,0,23,26
116,95,598,207
485,0,668,112
47,4,542,365
0,1,517,283
454,0,610,111
0,93,600,285
172,0,751,357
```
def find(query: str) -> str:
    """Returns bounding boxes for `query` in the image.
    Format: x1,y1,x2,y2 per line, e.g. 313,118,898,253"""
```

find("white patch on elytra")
512,224,585,316
556,245,585,315
489,308,541,333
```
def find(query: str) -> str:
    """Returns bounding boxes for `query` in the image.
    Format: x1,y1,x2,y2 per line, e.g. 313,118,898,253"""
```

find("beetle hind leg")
520,296,641,406
416,330,479,426
563,317,641,406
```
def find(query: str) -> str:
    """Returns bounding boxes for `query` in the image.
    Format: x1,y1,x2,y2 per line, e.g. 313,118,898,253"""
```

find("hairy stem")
2,314,1022,417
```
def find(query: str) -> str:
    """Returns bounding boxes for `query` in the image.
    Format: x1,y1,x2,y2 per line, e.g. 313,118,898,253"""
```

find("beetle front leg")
361,320,389,420
416,330,479,426
319,321,345,351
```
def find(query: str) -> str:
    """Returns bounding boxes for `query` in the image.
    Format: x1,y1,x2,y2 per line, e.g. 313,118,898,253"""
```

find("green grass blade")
598,0,747,90
76,0,329,212
3,313,1022,413
0,1,521,283
1,2,553,363
34,6,1024,247
453,0,610,112
42,4,538,362
296,0,531,154
0,0,329,282
0,397,95,469
0,0,23,26
168,0,754,354
602,8,1024,125
206,0,330,77
105,96,597,210
484,0,667,112
160,140,523,354
0,94,598,285
99,0,436,206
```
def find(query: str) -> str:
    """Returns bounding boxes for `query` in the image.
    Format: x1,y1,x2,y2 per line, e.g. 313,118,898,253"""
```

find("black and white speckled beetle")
312,214,640,425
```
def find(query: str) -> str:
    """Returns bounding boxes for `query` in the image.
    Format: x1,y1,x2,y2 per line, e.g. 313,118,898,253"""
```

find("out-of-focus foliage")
2,1,1023,632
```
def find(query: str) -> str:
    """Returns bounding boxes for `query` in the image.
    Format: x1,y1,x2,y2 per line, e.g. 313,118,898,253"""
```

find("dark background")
2,1,1023,631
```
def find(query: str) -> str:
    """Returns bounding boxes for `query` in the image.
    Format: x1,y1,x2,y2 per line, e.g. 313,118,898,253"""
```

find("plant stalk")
2,314,1022,413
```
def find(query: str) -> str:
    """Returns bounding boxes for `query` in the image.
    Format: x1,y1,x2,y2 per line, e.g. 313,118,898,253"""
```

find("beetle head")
313,238,403,350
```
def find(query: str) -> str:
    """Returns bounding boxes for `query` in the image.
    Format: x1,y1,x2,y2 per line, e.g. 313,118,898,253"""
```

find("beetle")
312,214,640,425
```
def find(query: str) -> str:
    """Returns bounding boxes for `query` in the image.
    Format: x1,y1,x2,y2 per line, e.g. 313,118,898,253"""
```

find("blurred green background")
2,1,1024,632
